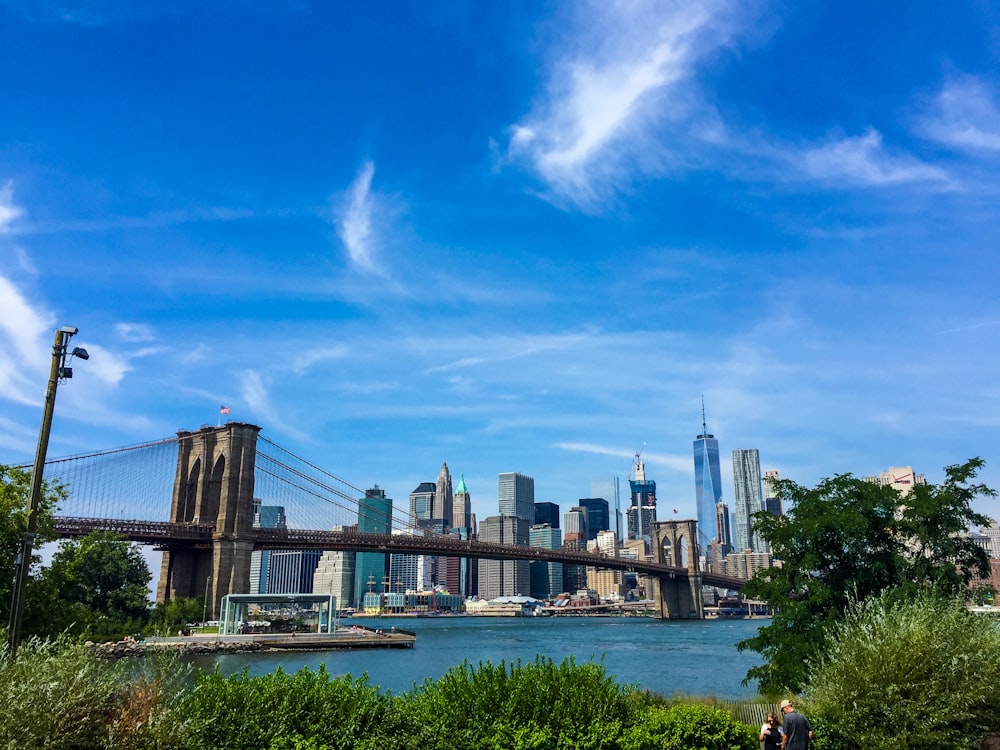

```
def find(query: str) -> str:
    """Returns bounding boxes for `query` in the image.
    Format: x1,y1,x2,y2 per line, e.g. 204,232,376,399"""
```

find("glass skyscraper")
498,472,534,526
693,408,722,556
354,485,393,606
732,448,764,553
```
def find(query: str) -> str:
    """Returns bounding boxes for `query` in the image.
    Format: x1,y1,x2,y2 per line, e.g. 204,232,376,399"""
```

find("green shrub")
402,657,636,749
0,638,189,750
621,702,758,750
805,590,1000,750
180,664,402,750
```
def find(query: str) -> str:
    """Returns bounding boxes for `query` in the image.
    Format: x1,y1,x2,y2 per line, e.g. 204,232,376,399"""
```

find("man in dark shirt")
780,699,813,750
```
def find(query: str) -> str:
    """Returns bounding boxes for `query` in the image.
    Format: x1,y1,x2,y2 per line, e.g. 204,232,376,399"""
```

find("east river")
195,616,768,699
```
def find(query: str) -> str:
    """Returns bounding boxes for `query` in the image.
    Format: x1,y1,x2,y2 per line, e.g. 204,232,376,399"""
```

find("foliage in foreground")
803,591,1000,750
0,638,190,750
739,457,994,694
0,643,757,750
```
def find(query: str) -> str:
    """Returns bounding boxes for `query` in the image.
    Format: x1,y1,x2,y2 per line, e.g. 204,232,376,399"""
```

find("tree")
0,464,64,632
41,531,152,638
149,597,205,635
738,458,995,695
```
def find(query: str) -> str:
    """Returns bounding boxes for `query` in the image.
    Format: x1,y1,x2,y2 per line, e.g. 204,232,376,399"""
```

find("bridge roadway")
52,516,746,590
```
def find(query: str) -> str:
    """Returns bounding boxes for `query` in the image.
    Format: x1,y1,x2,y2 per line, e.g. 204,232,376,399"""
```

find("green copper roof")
456,474,468,494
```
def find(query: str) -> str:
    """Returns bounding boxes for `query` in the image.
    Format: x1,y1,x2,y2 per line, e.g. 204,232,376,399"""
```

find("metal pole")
6,328,69,657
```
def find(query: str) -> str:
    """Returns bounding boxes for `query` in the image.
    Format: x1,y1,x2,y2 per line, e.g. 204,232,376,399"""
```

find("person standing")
760,712,784,750
779,699,813,750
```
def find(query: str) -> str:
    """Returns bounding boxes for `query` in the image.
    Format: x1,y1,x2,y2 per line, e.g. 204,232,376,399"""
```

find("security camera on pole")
6,326,89,657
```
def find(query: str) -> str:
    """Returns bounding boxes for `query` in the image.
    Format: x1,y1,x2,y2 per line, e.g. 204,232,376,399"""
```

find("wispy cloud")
792,129,949,187
0,182,24,232
291,345,350,375
335,161,382,274
917,75,1000,153
0,274,53,404
555,441,692,474
115,322,156,343
502,1,753,211
240,369,308,441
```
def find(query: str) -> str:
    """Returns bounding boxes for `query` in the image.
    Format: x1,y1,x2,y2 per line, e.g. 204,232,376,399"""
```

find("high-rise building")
862,467,927,497
250,499,287,594
732,449,764,552
435,462,454,527
409,482,435,523
499,472,534,524
529,524,563,599
312,546,355,609
451,475,475,597
479,515,530,599
715,501,733,555
267,549,323,594
534,501,560,529
389,529,432,593
577,497,610,540
354,486,393,607
453,475,473,532
693,403,722,556
763,469,783,516
627,453,656,544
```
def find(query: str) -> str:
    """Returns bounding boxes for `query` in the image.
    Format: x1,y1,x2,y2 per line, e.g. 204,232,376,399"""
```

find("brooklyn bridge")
29,422,745,619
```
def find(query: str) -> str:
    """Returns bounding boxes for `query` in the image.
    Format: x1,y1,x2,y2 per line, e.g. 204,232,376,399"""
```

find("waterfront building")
863,466,927,496
435,462,454,527
409,482,435,523
563,508,588,592
354,486,393,608
577,497,610,540
732,449,765,553
267,549,323,594
693,405,723,557
587,566,625,601
627,454,656,543
479,515,530,599
312,546,356,608
762,469,783,517
721,548,773,580
389,528,433,592
499,472,535,524
249,499,287,594
529,524,563,599
534,501,560,529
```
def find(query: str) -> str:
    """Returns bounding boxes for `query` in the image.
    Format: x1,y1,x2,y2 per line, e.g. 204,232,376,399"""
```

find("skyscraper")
453,475,473,532
312,546,355,609
627,454,656,544
499,472,534,524
479,515,530,598
763,469,783,517
529,524,563,599
732,449,764,552
577,497,610,540
354,486,393,607
451,475,475,597
534,501,560,529
409,482,435,523
250,499,286,594
693,403,722,556
434,461,454,527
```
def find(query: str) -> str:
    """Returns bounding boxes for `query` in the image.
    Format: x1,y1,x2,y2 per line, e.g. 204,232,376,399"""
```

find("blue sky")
2,1,999,527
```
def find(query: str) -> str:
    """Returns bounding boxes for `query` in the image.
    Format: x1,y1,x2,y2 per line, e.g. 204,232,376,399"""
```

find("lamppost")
203,574,212,625
6,326,89,657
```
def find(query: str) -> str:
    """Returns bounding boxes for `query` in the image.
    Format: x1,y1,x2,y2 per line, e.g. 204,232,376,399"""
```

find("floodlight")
59,326,79,335
71,347,90,360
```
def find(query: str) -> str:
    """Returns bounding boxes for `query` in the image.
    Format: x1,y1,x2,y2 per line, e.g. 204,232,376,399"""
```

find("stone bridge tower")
156,422,260,619
650,519,704,619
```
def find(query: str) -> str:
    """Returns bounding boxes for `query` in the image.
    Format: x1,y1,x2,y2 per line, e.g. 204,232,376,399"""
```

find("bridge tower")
650,519,704,619
156,422,261,619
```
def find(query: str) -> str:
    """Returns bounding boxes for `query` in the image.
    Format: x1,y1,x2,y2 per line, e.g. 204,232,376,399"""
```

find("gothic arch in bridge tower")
650,519,704,619
156,423,261,619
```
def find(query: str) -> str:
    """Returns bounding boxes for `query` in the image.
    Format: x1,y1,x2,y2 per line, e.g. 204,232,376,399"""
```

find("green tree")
0,464,64,633
149,597,205,636
738,458,994,695
41,531,152,639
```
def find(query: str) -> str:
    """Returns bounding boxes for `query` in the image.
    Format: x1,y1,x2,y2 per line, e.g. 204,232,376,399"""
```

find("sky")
2,0,1000,529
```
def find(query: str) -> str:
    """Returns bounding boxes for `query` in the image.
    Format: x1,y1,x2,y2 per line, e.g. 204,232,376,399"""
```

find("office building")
250,499,287,594
863,467,927,497
499,472,534,524
435,462,454,527
453,475,473,533
627,453,656,543
479,515,530,599
409,482,435,523
732,449,764,553
715,501,733,555
534,501,560,529
693,404,722,556
451,475,475,597
577,497,610,540
529,524,563,599
763,470,783,516
354,486,393,607
267,549,323,594
312,547,356,609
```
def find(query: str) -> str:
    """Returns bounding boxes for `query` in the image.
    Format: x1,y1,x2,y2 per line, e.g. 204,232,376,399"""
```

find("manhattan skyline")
1,3,999,526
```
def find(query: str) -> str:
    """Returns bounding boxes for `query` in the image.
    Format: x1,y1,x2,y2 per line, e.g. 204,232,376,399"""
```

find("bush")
621,702,758,750
805,590,1000,750
0,638,189,750
180,664,403,750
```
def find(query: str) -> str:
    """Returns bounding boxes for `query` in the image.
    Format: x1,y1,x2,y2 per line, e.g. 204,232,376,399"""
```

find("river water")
197,616,768,699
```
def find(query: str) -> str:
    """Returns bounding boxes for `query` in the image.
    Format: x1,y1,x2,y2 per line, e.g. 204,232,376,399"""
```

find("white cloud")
918,75,1000,152
291,345,350,374
115,322,156,342
555,441,692,474
503,1,752,210
335,161,381,274
794,129,949,187
0,181,24,233
0,274,53,404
